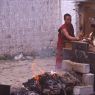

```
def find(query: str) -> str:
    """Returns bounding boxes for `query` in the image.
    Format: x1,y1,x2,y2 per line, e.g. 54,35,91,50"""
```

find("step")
82,73,94,86
62,60,90,73
73,85,93,95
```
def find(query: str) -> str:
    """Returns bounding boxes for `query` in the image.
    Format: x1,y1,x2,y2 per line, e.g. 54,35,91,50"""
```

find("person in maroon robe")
56,13,79,69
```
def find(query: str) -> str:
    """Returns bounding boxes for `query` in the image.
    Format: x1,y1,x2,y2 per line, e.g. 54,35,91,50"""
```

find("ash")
12,71,82,95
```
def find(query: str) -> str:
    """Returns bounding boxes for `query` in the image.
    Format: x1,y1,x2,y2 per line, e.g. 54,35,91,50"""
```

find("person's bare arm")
61,28,79,41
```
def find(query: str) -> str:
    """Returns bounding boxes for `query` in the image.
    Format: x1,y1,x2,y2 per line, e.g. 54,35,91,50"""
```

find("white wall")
0,0,61,56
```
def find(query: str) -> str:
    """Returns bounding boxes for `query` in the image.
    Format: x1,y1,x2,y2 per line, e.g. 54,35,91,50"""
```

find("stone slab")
62,60,90,73
82,73,94,86
73,85,93,95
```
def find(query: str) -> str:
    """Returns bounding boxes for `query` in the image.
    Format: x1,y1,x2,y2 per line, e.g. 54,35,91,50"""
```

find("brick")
73,85,93,95
62,60,72,71
82,73,94,86
72,41,89,51
62,60,90,73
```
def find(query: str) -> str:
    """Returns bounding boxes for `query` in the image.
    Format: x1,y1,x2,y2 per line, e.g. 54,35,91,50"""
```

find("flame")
32,62,46,77
51,70,56,75
34,75,40,81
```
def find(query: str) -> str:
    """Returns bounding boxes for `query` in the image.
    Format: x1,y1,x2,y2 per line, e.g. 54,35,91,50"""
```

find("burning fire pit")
12,71,82,95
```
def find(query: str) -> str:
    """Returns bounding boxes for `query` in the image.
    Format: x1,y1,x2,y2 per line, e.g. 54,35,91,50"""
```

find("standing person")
56,13,79,70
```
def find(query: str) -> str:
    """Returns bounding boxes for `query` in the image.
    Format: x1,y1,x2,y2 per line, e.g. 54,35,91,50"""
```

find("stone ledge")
82,73,94,86
62,60,90,73
73,85,93,95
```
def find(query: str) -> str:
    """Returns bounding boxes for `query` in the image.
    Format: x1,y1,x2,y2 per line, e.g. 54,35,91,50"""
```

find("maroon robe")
56,23,75,69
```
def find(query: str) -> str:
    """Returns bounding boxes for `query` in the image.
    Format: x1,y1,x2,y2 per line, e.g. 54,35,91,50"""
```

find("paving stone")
73,85,94,95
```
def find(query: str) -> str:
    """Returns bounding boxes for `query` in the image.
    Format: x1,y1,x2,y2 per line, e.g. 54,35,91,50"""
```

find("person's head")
64,13,71,24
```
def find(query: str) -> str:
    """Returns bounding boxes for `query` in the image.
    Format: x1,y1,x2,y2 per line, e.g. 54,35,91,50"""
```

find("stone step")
73,85,93,95
62,60,90,73
82,73,94,86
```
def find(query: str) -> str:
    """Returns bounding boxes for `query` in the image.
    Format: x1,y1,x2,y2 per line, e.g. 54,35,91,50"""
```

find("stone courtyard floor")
0,57,56,89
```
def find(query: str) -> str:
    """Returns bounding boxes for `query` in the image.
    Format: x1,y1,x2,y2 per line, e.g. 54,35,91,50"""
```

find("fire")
50,70,56,75
34,75,40,81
